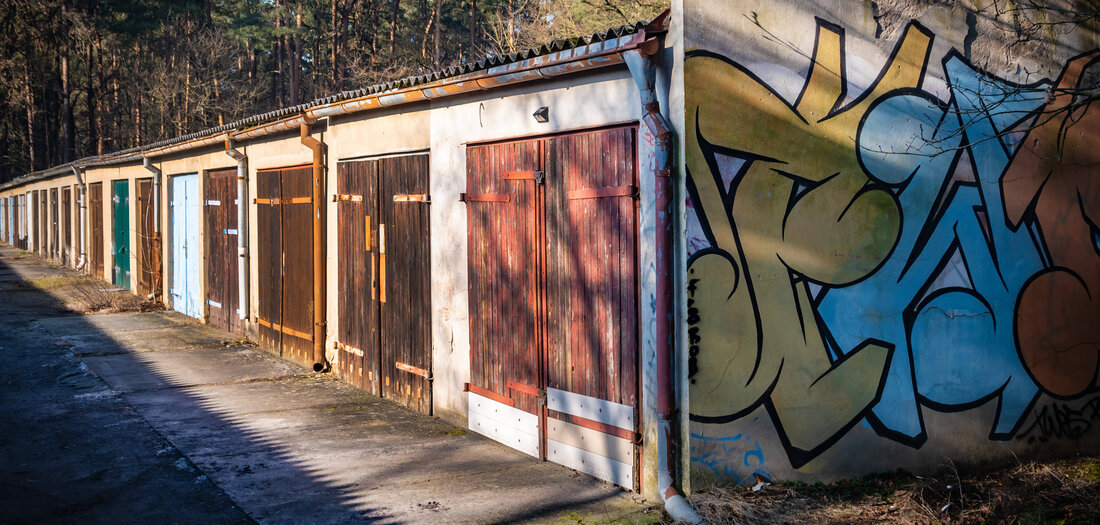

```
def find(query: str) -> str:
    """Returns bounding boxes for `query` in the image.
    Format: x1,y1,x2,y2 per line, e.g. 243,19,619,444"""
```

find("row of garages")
0,19,678,501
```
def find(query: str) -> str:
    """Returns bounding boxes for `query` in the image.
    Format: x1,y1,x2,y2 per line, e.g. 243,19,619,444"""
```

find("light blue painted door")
170,174,202,318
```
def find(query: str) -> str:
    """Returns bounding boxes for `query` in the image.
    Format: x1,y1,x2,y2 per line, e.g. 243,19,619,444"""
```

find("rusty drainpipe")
142,156,162,300
300,116,328,372
624,40,705,524
71,165,87,271
224,138,249,323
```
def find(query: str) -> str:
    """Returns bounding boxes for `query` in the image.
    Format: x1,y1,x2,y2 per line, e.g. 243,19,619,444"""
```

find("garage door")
465,126,640,489
335,153,432,413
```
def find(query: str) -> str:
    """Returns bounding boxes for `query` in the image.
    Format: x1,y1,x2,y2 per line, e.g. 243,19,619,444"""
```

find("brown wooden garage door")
62,187,72,266
136,179,161,300
36,190,45,255
465,126,639,489
205,168,244,333
88,183,104,279
50,189,59,261
256,165,314,367
335,153,431,414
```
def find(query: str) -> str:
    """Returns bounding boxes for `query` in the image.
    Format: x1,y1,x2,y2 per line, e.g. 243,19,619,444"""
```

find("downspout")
624,44,705,524
142,156,162,299
224,139,249,323
71,166,87,271
300,116,328,373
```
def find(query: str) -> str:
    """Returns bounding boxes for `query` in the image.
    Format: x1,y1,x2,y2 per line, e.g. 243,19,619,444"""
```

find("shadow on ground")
0,246,657,524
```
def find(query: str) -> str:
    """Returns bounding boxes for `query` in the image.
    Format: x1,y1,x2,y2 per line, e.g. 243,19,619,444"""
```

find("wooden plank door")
170,175,201,318
335,154,432,413
205,168,243,333
335,159,380,394
466,138,546,458
36,190,44,255
112,180,131,290
255,169,284,354
89,183,104,280
465,127,640,488
50,189,59,261
279,166,314,366
255,165,313,367
378,154,432,414
543,127,639,489
62,188,72,266
136,179,160,300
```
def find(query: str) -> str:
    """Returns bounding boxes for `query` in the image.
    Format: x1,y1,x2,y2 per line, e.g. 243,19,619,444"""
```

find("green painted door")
112,180,131,290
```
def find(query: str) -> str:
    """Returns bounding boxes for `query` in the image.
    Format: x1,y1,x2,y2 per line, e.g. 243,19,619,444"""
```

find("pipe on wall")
71,166,87,271
142,156,163,300
300,117,328,373
623,34,705,524
224,139,250,322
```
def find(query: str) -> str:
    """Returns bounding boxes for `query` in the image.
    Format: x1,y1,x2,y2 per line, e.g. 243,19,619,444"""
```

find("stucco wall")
680,0,1100,486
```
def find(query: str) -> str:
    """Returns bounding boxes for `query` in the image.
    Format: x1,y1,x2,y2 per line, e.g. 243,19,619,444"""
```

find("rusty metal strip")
379,223,386,303
503,170,543,180
333,193,363,202
334,341,364,357
256,316,313,341
465,383,515,407
460,193,510,203
395,361,431,379
393,194,430,203
507,380,541,397
547,410,639,443
364,215,372,252
253,197,313,205
567,185,638,200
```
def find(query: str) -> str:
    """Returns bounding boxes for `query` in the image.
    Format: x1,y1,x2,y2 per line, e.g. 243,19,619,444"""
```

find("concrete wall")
679,0,1100,486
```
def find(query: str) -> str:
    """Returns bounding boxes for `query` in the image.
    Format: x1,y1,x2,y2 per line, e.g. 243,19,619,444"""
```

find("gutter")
300,117,328,373
623,15,705,525
224,139,249,323
142,156,162,299
71,166,87,271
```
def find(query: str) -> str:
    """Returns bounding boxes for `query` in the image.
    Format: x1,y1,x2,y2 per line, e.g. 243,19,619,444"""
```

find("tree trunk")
23,65,35,171
291,6,302,106
60,0,75,163
86,39,97,157
95,34,104,154
211,47,223,126
331,0,339,91
421,2,434,62
469,0,477,59
274,2,285,108
389,0,400,64
433,0,442,67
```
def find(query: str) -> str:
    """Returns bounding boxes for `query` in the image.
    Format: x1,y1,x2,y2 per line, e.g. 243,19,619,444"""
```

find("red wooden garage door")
466,126,639,489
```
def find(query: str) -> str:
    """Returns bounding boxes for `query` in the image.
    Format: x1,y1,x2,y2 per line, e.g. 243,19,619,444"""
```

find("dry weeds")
687,456,1100,524
23,275,162,314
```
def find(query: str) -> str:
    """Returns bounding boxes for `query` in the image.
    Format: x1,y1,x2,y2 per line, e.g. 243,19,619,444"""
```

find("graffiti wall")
681,0,1100,485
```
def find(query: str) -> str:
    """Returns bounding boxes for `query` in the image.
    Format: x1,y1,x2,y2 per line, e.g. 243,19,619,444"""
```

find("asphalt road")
0,247,654,524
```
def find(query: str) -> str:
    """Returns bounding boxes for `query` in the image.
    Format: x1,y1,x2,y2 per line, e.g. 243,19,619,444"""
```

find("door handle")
379,223,386,304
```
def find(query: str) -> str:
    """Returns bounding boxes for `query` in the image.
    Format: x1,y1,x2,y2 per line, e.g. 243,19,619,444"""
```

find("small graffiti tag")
1017,397,1100,445
690,432,770,484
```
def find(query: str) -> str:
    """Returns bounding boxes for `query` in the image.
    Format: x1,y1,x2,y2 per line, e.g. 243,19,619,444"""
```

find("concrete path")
0,246,656,524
